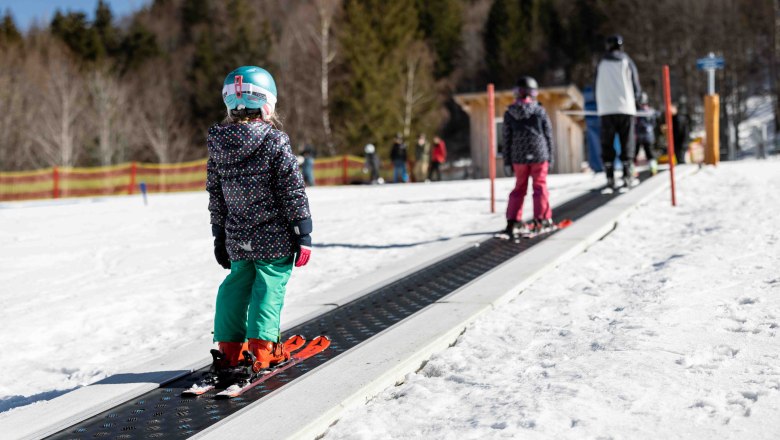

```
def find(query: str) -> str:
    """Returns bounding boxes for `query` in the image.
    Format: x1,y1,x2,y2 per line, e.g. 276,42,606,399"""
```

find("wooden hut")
454,85,585,177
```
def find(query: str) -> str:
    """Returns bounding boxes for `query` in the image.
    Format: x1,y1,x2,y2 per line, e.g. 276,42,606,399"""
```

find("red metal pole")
342,155,348,185
128,162,137,195
487,83,496,213
662,65,677,207
52,167,60,199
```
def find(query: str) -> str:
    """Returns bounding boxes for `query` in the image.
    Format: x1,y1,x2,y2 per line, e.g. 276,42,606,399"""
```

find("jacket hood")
506,102,542,121
603,50,628,62
207,121,272,165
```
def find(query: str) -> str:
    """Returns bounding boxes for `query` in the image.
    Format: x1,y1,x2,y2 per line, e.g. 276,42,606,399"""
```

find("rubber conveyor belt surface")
47,178,640,440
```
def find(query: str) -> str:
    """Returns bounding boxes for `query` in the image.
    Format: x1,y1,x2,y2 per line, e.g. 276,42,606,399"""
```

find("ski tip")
308,335,332,350
181,386,211,397
181,391,205,397
287,334,306,344
558,218,573,228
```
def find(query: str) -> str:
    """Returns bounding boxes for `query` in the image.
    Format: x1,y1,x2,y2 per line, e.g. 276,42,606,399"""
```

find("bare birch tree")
89,67,128,166
30,45,85,167
0,46,34,170
131,62,191,164
399,42,439,140
312,0,340,155
277,15,315,147
273,1,339,154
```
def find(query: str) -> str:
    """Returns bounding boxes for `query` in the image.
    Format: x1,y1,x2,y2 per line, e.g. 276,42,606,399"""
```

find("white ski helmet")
364,143,376,154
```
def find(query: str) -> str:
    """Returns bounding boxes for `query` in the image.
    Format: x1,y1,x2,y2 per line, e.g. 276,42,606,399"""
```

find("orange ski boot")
216,341,248,369
247,338,290,372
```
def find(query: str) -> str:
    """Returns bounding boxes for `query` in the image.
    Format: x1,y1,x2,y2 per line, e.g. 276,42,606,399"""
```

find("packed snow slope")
0,172,601,413
322,159,780,440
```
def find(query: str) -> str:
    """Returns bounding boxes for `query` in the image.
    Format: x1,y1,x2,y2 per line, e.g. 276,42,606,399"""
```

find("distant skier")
427,135,447,182
300,143,316,186
671,98,691,164
205,66,312,383
635,92,658,175
413,133,429,182
595,34,642,191
501,76,555,237
390,133,408,183
363,143,381,184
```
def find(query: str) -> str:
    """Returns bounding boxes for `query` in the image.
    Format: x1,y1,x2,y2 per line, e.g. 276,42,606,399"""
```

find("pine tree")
50,10,103,62
416,0,463,79
185,0,274,128
182,0,211,38
1,10,23,46
190,28,222,127
538,0,565,81
94,0,119,56
562,0,607,82
119,20,160,73
223,0,271,71
335,0,437,156
484,0,543,87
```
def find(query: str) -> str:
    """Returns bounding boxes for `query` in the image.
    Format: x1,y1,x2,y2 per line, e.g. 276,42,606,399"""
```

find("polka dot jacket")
206,120,311,261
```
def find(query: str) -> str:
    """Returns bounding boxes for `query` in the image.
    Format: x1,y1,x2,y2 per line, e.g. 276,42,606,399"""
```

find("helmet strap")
230,108,262,118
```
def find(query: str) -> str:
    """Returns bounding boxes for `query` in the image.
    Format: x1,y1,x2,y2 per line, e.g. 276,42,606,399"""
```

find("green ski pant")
213,257,293,343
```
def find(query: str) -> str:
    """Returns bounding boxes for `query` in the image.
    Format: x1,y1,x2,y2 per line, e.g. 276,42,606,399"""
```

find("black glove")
292,218,313,267
212,225,231,270
503,160,514,177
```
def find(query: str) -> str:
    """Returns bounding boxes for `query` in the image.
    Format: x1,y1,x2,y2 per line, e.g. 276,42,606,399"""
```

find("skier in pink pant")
502,76,555,237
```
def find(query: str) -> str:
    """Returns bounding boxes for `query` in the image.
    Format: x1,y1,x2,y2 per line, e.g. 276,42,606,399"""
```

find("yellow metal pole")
704,94,720,165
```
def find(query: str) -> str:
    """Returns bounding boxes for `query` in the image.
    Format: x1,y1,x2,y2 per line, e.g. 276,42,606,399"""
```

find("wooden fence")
0,156,391,202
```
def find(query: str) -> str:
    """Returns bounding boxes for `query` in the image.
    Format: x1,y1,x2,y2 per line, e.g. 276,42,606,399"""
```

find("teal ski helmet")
222,66,277,120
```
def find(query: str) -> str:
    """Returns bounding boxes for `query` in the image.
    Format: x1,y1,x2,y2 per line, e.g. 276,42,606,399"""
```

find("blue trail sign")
697,53,724,94
696,55,725,71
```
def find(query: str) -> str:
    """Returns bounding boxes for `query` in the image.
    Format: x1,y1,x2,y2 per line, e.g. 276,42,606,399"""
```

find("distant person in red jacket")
428,136,447,181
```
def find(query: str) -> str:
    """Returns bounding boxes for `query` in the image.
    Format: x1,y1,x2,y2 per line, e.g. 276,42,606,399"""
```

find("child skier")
635,92,658,175
206,66,312,380
502,76,555,237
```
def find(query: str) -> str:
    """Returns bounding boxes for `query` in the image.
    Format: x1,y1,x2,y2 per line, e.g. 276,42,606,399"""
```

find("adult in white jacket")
595,34,642,189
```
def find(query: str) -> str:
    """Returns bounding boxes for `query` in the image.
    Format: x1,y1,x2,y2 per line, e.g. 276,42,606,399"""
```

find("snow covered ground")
322,159,780,440
0,172,601,413
3,160,779,439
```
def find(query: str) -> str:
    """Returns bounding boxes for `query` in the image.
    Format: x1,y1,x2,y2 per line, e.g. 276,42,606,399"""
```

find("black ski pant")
674,144,688,165
428,161,442,181
637,139,655,161
600,114,635,179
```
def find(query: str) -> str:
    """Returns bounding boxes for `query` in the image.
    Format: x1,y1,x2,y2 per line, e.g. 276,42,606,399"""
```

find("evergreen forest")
0,0,775,170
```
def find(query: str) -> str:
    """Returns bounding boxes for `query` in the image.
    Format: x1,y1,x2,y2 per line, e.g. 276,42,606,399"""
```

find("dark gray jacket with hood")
206,120,311,261
502,102,554,167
